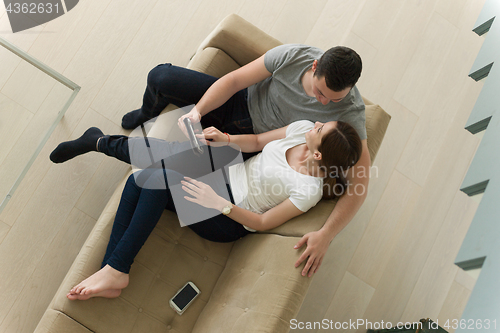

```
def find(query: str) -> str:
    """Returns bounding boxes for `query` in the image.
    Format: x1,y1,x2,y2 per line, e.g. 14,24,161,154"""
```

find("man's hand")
293,139,370,277
294,230,331,277
178,106,202,138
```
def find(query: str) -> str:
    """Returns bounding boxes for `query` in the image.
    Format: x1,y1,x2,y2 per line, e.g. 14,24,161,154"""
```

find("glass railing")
0,36,80,214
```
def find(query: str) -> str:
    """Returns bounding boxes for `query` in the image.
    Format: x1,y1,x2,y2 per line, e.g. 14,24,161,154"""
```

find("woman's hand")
178,106,202,138
197,126,229,145
181,177,226,211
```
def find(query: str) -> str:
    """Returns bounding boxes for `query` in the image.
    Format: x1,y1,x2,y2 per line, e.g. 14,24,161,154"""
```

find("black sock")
50,127,104,163
121,109,150,130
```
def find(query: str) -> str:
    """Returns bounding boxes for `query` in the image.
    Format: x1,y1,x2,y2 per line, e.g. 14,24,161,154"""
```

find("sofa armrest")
364,104,391,163
35,309,93,333
191,14,282,67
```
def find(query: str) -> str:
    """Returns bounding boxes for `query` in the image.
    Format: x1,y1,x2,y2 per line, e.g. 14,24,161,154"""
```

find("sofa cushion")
192,234,311,333
188,47,240,78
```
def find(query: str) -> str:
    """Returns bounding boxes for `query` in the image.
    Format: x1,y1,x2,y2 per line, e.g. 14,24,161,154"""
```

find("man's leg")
122,64,219,129
121,63,256,135
50,128,197,167
49,127,104,163
200,88,254,135
98,136,237,179
50,127,242,179
50,130,132,165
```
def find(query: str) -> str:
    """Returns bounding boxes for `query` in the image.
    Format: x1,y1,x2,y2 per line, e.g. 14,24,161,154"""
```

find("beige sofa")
35,14,391,333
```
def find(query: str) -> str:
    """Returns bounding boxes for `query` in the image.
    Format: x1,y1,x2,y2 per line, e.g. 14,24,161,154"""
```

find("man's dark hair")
314,46,362,92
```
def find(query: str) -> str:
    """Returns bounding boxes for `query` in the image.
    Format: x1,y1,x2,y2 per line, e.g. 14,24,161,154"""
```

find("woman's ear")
314,151,322,161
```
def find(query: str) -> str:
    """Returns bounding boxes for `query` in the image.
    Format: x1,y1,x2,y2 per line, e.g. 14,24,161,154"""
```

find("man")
55,44,370,277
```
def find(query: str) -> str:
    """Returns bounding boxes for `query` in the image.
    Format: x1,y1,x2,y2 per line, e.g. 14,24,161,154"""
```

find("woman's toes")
67,293,79,300
67,289,122,301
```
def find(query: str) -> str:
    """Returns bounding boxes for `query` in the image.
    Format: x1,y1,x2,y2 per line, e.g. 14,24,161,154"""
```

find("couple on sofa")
50,43,370,300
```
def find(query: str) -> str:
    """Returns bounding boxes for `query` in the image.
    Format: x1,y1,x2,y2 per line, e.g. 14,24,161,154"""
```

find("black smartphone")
169,281,201,315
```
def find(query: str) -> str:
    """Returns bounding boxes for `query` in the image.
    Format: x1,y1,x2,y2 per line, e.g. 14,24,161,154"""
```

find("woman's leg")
68,172,170,300
104,169,247,254
187,214,250,242
103,172,169,273
66,151,247,300
100,174,143,267
170,184,250,242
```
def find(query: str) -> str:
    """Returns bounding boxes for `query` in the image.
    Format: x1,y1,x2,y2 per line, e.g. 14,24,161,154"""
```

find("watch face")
222,206,231,215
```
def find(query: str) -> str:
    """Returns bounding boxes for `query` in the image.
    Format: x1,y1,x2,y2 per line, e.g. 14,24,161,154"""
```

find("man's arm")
294,139,370,277
178,54,271,130
198,54,271,116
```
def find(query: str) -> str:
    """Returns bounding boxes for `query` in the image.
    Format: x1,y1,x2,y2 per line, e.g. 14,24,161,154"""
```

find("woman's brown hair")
317,121,363,200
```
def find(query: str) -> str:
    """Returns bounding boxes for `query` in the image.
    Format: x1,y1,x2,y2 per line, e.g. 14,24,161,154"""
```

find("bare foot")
68,265,129,298
67,289,122,301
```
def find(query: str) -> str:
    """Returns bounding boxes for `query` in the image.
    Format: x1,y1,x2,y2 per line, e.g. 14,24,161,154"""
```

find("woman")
53,120,362,300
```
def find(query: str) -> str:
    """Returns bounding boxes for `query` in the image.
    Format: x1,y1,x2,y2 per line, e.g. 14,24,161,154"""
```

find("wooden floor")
0,0,486,332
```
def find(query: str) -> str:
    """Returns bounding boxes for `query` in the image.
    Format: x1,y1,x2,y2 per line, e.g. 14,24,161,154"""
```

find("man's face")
311,75,351,105
310,59,351,105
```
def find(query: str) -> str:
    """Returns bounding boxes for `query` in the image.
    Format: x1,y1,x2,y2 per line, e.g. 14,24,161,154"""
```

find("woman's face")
305,121,337,153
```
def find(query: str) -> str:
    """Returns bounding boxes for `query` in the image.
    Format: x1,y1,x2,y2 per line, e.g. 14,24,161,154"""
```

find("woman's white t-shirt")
228,120,324,225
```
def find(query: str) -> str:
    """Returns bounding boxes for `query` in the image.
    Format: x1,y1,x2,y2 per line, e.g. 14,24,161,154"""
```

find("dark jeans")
140,63,254,136
99,137,250,274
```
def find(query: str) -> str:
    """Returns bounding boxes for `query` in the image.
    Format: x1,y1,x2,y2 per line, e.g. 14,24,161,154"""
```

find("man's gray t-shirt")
247,44,367,140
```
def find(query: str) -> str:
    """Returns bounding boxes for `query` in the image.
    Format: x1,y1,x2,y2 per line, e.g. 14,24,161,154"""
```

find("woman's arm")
223,199,303,231
200,125,288,153
181,177,303,231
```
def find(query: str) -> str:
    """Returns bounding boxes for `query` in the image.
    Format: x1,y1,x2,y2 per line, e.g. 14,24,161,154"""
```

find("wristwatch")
221,203,233,215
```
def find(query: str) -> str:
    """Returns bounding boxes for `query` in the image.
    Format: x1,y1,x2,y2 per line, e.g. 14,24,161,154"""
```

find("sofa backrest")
194,14,282,67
